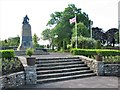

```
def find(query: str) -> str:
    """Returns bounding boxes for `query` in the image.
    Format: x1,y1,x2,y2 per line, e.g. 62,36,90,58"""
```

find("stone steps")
36,59,81,64
37,61,84,67
37,70,93,79
36,57,96,84
36,64,87,70
37,67,90,74
37,73,96,84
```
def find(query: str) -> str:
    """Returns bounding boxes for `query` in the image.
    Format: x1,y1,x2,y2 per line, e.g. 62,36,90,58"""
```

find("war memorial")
0,8,119,89
15,15,49,56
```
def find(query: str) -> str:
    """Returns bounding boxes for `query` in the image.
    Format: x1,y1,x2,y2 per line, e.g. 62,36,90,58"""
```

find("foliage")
71,49,120,57
33,33,39,48
0,50,15,59
71,36,97,49
72,22,90,38
1,57,24,75
103,56,120,63
115,31,119,44
92,27,106,45
105,28,118,46
0,36,20,47
26,48,34,57
96,40,101,49
41,28,54,47
36,45,45,50
42,4,92,50
92,27,119,46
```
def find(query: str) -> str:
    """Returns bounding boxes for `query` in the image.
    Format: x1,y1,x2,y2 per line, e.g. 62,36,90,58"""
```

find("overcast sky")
0,0,119,44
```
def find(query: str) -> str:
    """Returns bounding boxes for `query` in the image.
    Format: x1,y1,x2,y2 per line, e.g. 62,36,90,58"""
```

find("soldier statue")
22,15,29,24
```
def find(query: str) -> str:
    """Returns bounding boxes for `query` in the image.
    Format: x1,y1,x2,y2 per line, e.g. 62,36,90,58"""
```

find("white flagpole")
75,15,77,48
90,21,93,39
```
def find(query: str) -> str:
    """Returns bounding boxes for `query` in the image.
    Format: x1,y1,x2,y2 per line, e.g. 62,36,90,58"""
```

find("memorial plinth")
17,15,33,50
16,15,49,55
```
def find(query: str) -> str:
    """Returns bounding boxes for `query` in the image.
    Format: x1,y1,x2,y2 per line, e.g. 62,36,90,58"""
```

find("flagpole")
75,15,77,49
90,21,93,39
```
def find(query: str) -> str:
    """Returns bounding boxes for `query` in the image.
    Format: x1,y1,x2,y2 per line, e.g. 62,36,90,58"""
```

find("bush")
1,57,24,75
0,50,24,75
72,36,97,49
96,40,101,49
26,48,34,57
71,49,120,57
0,50,15,59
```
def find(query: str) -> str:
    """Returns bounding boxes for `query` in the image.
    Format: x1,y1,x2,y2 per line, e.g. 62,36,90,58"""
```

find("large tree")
92,27,119,47
92,27,106,45
42,4,92,49
105,28,118,46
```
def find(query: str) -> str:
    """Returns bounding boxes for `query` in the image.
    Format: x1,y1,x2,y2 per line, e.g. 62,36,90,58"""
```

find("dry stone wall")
79,56,120,76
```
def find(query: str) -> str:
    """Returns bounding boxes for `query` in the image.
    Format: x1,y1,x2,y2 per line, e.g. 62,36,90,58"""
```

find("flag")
69,16,76,24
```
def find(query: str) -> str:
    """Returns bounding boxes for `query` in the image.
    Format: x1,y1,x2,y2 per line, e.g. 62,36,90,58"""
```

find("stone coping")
0,71,24,78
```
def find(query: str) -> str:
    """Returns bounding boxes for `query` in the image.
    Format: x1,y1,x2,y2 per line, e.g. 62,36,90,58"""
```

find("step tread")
36,59,81,63
37,67,89,74
36,64,87,70
37,73,96,83
36,57,79,60
36,61,84,66
37,70,93,77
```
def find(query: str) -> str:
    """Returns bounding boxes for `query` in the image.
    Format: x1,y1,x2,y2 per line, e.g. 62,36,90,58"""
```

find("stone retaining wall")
79,56,120,76
104,64,120,76
0,66,37,89
0,71,25,89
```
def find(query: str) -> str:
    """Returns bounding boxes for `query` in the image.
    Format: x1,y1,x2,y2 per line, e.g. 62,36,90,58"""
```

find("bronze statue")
22,15,29,24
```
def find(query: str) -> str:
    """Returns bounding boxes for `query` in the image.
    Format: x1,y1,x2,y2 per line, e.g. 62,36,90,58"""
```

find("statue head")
22,15,29,24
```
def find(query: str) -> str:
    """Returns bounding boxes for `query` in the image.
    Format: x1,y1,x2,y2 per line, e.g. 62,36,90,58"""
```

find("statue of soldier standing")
22,15,29,24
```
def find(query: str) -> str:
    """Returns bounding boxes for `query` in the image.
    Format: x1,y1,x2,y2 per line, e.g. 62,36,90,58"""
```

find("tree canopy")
92,27,119,46
42,4,92,49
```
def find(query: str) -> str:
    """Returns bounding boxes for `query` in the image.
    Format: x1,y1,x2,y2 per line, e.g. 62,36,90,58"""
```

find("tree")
92,27,105,45
33,33,39,48
115,31,119,44
105,28,118,46
7,36,20,46
44,4,92,50
41,28,55,47
92,27,119,47
72,22,90,38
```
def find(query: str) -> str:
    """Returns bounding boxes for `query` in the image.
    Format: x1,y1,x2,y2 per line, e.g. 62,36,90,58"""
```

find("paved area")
33,52,73,59
17,76,118,89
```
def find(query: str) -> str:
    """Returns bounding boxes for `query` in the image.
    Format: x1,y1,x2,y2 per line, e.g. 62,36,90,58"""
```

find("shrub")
1,57,24,75
71,36,97,49
0,50,15,59
26,48,34,57
96,40,101,49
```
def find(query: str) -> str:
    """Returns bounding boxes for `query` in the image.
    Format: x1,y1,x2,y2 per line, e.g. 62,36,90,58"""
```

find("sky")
0,0,119,45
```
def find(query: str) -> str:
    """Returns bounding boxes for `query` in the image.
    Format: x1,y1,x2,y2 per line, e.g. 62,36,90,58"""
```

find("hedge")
0,50,15,58
71,49,120,56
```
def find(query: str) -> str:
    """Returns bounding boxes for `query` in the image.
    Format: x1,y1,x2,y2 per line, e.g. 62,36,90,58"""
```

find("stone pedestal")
24,66,37,85
96,61,104,76
17,15,33,50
